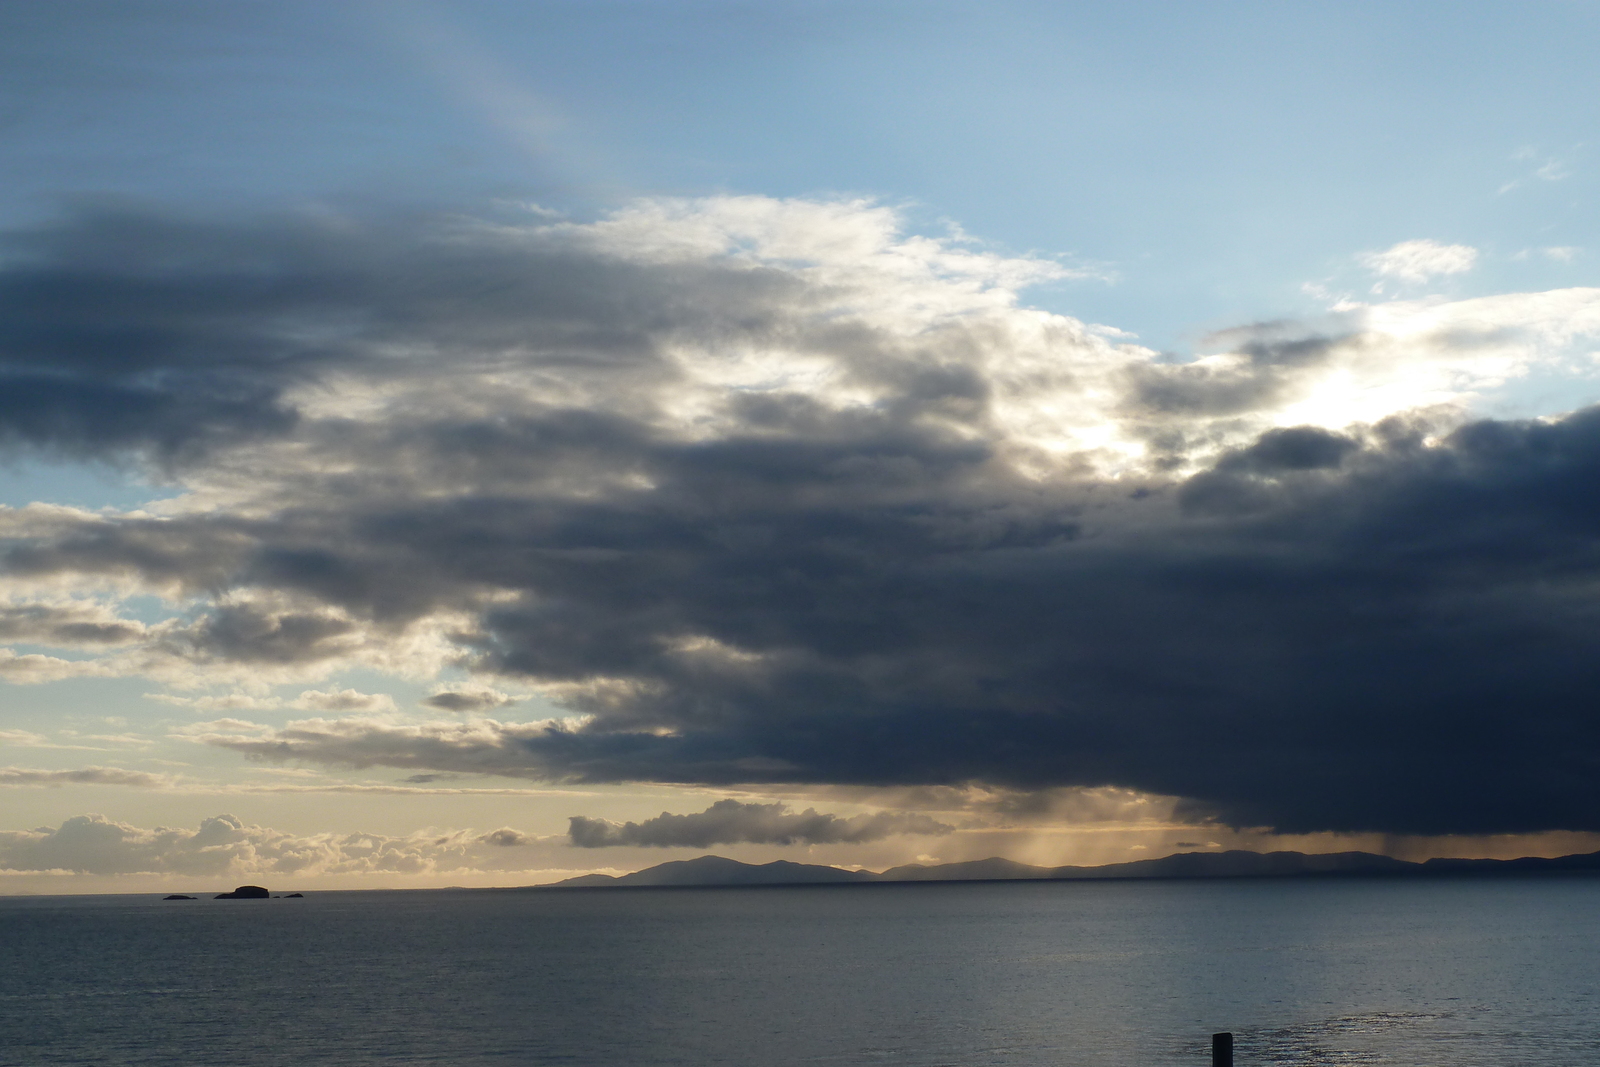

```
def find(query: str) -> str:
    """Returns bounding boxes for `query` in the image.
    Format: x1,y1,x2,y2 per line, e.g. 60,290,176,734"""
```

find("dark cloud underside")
185,408,1600,834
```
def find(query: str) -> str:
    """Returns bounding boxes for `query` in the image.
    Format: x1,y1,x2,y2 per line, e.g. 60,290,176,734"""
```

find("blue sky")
3,0,1596,514
4,1,1600,891
5,0,1596,350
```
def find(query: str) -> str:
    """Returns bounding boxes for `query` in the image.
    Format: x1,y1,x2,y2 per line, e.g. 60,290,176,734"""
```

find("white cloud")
1360,239,1478,283
0,755,596,795
61,732,153,747
568,798,952,847
209,782,586,796
291,688,399,714
0,729,50,746
0,728,147,752
184,714,576,778
1512,246,1581,264
0,813,565,878
145,692,284,711
0,766,170,788
0,649,121,684
1500,149,1572,194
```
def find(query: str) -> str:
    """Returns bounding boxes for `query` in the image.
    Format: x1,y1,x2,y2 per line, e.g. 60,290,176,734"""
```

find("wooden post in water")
1212,1032,1233,1067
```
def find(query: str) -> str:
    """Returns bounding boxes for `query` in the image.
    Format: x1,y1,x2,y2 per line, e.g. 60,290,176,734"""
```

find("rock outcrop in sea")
213,885,270,899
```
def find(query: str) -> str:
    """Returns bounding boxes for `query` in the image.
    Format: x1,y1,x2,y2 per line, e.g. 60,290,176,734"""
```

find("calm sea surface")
2,876,1598,1066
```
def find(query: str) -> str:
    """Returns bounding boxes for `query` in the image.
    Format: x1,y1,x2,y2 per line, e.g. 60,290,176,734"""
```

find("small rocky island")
213,885,270,899
162,894,197,900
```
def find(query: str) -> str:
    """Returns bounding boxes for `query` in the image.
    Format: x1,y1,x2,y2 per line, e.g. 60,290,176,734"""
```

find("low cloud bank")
0,766,168,788
568,799,953,848
0,813,557,877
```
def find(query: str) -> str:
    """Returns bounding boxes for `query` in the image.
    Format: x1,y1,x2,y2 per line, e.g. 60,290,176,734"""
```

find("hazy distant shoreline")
527,848,1600,891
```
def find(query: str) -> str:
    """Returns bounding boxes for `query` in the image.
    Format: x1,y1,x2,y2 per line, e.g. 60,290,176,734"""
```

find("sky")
3,0,1600,893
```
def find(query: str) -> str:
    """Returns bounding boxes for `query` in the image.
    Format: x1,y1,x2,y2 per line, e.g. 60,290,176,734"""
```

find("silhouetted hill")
542,848,1600,889
876,857,1054,881
1052,849,1416,880
551,854,873,887
1422,851,1600,874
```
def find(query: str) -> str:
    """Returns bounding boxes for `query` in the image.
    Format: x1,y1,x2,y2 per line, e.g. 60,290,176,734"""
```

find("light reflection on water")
1,876,1597,1066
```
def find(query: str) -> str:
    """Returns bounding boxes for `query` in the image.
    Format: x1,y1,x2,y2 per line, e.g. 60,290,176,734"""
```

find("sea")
2,875,1598,1067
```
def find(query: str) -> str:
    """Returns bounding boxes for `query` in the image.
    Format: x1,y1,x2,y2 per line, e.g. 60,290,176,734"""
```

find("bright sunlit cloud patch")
1360,238,1479,284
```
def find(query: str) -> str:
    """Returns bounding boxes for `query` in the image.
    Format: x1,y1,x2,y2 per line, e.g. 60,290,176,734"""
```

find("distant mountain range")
545,848,1600,888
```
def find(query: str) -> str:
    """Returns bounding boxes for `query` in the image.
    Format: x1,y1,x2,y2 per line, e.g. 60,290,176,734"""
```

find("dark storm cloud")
567,799,952,848
0,200,802,467
6,199,1600,836
1178,426,1360,516
0,207,315,461
219,404,1600,836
